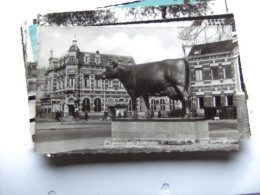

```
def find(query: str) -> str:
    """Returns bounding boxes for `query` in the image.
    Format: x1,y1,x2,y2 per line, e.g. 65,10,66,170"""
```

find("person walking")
55,111,59,121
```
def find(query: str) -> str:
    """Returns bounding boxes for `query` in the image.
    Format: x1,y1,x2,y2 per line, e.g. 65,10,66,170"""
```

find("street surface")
35,120,111,143
34,119,238,154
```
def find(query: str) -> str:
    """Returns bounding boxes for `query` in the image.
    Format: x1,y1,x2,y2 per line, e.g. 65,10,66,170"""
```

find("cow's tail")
185,59,190,92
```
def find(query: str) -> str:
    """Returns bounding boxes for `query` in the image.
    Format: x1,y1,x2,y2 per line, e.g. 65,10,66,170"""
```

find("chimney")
50,50,53,58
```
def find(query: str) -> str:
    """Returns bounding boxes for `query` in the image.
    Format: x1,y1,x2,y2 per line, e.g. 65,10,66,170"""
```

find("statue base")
111,118,209,143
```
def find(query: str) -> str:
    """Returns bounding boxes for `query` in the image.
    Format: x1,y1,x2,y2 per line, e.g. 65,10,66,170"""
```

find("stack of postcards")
22,0,250,155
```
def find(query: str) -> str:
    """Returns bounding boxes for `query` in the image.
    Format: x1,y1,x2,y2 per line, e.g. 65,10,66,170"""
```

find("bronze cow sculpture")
96,59,190,119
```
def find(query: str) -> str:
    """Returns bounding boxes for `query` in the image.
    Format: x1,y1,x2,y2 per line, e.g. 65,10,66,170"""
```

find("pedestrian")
75,109,79,121
104,109,108,120
55,111,59,121
158,110,161,118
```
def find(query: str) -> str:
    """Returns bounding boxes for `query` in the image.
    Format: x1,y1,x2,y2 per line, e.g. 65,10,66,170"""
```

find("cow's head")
96,61,120,80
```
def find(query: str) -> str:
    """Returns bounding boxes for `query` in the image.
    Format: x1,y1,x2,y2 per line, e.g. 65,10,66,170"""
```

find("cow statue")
96,59,190,119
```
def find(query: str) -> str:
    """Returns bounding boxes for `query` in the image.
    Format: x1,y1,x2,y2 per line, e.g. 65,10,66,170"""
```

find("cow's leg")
131,97,138,119
143,95,152,118
175,85,190,118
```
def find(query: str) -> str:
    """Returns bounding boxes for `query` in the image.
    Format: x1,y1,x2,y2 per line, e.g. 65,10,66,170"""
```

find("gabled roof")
52,40,135,67
188,40,233,57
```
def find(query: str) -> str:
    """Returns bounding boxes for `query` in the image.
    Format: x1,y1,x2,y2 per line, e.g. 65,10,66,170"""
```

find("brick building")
187,39,243,117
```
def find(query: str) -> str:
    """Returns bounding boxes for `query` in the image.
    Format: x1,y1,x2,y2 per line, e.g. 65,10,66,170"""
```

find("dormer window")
194,49,201,55
128,61,133,66
95,57,101,65
84,54,91,64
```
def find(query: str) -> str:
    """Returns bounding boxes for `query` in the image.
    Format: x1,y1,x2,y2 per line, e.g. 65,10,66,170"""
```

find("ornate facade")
40,38,136,116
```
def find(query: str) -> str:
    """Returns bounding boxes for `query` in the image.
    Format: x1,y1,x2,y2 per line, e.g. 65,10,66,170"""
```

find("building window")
84,75,90,87
69,77,75,87
170,99,174,110
95,78,101,88
226,95,233,106
94,98,101,112
223,66,232,79
151,99,156,111
82,98,90,112
85,57,90,64
128,99,133,111
95,57,101,65
69,78,72,86
70,56,75,63
195,69,203,81
211,67,219,80
108,80,113,88
197,97,204,109
194,49,201,55
84,54,91,64
214,96,221,107
160,99,165,111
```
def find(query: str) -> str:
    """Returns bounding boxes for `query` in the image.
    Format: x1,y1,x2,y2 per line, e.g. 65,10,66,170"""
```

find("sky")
38,20,232,68
38,22,192,68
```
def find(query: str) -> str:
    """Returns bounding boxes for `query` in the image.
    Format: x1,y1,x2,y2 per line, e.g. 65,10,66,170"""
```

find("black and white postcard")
31,13,250,154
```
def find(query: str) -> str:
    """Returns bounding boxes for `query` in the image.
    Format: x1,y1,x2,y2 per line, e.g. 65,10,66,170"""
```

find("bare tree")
178,17,235,46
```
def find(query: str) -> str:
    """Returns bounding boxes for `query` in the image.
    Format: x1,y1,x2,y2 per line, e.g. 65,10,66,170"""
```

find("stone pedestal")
233,92,250,140
112,119,209,143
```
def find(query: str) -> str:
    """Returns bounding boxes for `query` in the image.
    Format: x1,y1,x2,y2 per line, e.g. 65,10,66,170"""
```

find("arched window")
160,99,165,111
94,98,101,112
82,98,90,112
151,99,156,111
119,98,124,105
128,99,133,111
